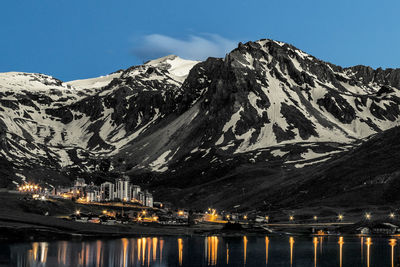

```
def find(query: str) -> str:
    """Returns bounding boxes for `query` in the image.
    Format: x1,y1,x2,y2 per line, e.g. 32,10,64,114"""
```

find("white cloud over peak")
132,34,237,61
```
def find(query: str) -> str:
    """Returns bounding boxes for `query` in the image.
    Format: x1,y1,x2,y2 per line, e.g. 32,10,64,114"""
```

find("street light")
390,213,395,219
314,216,318,221
289,216,294,222
365,213,371,220
338,214,343,221
76,210,80,215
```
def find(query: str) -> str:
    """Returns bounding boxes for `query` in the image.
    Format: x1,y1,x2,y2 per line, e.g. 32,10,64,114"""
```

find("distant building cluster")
56,177,154,207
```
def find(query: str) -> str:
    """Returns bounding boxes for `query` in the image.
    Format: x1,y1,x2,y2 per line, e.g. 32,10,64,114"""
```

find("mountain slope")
0,40,400,210
116,39,400,175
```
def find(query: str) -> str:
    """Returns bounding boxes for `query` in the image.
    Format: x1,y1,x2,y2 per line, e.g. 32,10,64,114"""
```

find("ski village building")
55,177,154,207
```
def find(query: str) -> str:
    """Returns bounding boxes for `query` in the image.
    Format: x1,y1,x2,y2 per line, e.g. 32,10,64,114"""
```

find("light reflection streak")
138,239,142,262
40,242,48,263
338,237,344,267
122,238,128,267
178,238,183,266
96,240,102,267
313,237,318,267
265,236,269,265
57,241,67,265
226,243,229,265
244,236,248,265
152,238,158,261
32,242,39,261
365,237,372,267
319,236,323,254
207,237,211,264
389,239,396,267
160,239,164,265
78,243,83,266
289,237,294,267
141,238,146,266
206,236,218,266
85,243,89,266
147,238,151,267
213,237,218,266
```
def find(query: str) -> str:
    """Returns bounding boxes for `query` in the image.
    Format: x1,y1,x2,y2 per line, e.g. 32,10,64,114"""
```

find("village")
16,177,189,225
12,178,400,237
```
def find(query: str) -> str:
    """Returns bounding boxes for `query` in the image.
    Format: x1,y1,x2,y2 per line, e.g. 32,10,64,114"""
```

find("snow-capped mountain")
1,40,400,200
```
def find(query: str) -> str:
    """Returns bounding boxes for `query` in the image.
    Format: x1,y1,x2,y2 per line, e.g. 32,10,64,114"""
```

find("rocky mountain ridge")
0,39,399,209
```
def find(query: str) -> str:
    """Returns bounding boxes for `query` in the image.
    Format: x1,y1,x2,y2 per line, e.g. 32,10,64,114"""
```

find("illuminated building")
100,182,115,201
138,191,145,204
144,190,153,207
116,178,130,201
130,185,141,200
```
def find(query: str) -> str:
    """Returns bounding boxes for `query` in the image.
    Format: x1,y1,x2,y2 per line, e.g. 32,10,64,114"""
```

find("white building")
144,191,153,207
86,190,99,202
100,182,115,201
130,185,141,200
138,191,145,204
116,178,130,201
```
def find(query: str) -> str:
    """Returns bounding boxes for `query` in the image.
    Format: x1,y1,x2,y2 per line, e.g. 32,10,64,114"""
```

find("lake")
0,235,397,266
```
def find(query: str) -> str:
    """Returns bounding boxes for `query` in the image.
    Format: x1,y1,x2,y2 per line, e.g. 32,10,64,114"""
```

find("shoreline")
0,213,396,243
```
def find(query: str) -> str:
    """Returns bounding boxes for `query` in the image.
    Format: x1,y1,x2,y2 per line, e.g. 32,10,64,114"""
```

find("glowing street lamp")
338,214,343,221
76,210,80,215
365,213,371,220
289,216,294,222
243,215,248,220
314,216,318,221
265,216,269,223
390,213,395,219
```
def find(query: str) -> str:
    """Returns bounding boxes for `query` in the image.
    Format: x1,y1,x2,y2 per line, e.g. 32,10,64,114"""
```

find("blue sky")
1,0,399,81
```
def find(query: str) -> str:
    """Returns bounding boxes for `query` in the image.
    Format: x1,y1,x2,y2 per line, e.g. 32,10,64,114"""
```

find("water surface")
0,235,397,266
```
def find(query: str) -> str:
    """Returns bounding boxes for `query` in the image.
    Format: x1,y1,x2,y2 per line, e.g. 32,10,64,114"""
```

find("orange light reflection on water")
265,236,269,265
152,237,157,261
365,237,372,267
206,236,219,266
313,237,318,267
160,239,164,265
338,236,344,267
122,238,128,267
178,238,183,266
226,243,229,265
137,239,141,262
244,236,248,265
389,239,396,267
289,237,294,267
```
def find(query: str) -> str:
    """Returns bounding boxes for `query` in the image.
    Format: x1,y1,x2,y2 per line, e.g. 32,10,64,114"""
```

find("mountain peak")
145,55,200,78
